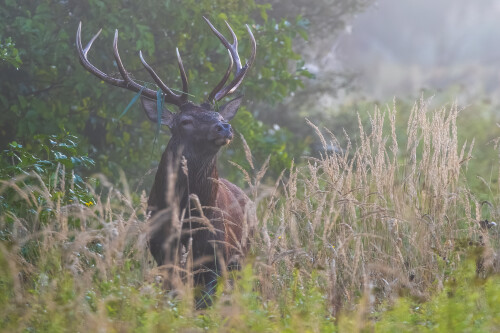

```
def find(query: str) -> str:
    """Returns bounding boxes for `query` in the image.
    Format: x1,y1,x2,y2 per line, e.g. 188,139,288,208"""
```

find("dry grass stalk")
251,99,498,312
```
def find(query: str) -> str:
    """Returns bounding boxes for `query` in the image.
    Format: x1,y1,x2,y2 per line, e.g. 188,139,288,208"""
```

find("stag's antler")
203,17,256,103
76,22,189,107
76,19,255,107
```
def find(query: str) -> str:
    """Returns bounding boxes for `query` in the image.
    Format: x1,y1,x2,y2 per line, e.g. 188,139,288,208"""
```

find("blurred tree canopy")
257,0,373,141
267,0,371,38
0,0,369,186
0,37,21,68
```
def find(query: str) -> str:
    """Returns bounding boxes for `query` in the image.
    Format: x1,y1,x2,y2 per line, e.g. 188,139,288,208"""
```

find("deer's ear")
140,96,174,129
218,96,243,121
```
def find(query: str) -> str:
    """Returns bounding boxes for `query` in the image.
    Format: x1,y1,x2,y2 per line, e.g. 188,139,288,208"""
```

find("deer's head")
140,96,243,155
76,17,256,156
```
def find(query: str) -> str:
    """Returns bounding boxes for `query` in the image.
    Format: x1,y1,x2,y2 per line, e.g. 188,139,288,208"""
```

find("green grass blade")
156,89,163,137
118,86,145,119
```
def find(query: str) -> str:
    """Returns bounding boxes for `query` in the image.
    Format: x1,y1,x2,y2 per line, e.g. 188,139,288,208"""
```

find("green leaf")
260,7,268,22
156,89,163,138
119,86,145,119
53,151,67,160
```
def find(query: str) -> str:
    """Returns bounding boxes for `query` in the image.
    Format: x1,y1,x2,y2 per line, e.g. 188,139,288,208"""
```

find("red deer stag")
76,18,257,305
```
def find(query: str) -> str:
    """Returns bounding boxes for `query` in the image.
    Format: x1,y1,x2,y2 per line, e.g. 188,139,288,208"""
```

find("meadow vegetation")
3,1,499,331
1,98,499,332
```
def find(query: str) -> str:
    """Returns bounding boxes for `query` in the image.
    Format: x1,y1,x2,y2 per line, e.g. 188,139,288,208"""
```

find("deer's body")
146,112,255,284
77,17,257,305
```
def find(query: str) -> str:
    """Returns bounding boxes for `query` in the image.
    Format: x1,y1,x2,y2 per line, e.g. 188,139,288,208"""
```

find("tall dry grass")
0,98,499,331
0,168,160,330
252,98,499,314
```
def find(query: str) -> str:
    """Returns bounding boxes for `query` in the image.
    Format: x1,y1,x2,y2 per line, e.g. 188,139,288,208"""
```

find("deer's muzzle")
213,122,233,146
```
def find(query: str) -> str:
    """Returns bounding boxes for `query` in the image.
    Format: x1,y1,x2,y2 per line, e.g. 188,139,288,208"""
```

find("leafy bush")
0,133,95,263
0,37,21,68
0,133,95,210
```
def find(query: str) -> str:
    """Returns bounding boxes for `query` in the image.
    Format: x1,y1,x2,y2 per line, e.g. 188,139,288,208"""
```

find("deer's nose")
215,122,231,132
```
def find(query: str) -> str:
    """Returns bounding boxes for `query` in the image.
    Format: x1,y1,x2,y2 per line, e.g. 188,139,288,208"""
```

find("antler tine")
245,24,257,69
208,49,233,103
77,22,191,106
223,20,242,72
81,24,102,57
224,24,256,96
77,22,158,100
113,29,143,91
212,24,256,100
139,50,188,105
176,48,189,103
139,51,176,97
203,17,257,103
203,17,242,72
77,22,118,86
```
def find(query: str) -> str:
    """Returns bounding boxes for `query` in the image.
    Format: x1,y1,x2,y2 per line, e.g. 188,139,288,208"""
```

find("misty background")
332,0,500,104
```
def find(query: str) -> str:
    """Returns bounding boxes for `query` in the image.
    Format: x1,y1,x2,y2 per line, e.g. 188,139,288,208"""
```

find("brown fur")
76,19,257,307
143,99,256,304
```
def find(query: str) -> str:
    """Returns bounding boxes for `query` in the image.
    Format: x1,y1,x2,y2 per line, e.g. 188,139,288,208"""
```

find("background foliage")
0,37,21,68
1,0,376,186
0,0,314,185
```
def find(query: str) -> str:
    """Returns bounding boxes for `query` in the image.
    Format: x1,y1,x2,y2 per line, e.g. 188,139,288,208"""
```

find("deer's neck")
148,140,220,214
182,149,219,207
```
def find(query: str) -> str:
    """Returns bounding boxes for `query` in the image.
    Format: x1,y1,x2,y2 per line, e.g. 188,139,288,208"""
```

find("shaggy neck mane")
148,137,220,214
182,149,219,208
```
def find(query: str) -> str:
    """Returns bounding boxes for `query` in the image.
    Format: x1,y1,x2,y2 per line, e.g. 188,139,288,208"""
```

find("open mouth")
214,137,232,146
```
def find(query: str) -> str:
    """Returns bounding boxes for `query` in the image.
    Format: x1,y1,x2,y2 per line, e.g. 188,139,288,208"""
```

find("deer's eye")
180,119,193,127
